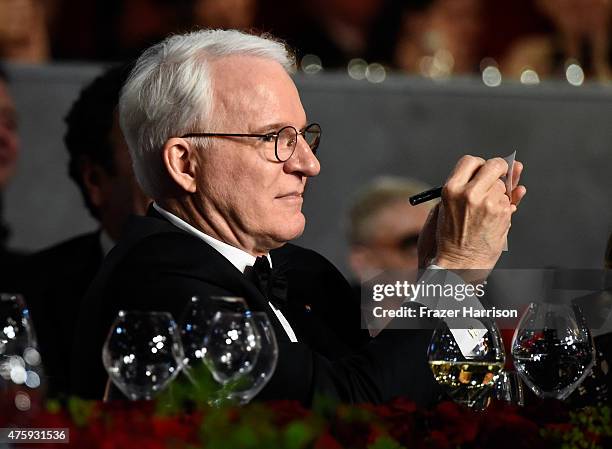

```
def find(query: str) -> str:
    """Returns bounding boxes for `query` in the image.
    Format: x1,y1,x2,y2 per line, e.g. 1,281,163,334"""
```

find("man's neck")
156,197,268,257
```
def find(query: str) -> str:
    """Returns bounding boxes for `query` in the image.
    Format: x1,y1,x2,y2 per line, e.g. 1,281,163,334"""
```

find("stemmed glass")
102,311,184,400
0,293,44,413
428,319,506,409
180,296,248,367
209,312,278,405
512,302,595,400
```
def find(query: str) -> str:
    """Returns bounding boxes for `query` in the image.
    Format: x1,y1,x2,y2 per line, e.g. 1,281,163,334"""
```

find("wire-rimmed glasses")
181,123,321,162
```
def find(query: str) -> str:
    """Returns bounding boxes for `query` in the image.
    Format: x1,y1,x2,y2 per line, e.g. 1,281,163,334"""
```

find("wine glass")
512,302,595,400
180,296,248,367
202,311,260,384
494,371,525,406
428,319,506,409
213,312,278,405
0,293,44,414
102,311,184,400
0,293,37,356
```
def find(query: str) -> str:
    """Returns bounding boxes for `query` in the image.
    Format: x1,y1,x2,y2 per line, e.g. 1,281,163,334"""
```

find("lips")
276,191,303,199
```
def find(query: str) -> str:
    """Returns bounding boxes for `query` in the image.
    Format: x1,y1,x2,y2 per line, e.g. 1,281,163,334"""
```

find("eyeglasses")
181,123,322,162
371,233,420,256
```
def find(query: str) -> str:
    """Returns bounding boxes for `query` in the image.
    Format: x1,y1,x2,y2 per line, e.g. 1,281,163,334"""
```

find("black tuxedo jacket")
19,232,104,396
71,208,442,405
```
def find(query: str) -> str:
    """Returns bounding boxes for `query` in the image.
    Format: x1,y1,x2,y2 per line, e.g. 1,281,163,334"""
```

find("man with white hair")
71,29,526,404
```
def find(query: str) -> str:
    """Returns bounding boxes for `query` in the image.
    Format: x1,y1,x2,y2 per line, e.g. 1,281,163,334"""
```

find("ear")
162,137,197,194
81,158,107,209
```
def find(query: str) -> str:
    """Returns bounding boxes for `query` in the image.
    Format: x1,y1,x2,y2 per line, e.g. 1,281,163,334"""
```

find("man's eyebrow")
253,121,308,133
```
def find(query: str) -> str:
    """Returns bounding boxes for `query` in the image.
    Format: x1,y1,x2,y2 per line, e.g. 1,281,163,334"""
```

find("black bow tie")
245,256,289,310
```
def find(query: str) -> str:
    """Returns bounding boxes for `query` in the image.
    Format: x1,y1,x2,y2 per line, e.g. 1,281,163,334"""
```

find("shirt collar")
99,229,115,257
152,202,271,273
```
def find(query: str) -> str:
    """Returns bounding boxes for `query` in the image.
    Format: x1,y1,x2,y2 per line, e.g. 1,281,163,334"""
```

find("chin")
270,213,306,245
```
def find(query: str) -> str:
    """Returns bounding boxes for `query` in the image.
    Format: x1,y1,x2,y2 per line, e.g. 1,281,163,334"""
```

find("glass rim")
117,310,175,319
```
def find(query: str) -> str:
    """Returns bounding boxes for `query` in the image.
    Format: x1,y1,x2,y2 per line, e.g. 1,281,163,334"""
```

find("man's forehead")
210,55,303,127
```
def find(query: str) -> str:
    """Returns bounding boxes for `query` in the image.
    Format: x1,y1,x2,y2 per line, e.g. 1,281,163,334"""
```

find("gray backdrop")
4,63,612,279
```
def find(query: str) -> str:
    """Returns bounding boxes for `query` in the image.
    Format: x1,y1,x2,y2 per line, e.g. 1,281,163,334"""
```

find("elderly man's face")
195,56,320,251
0,80,19,191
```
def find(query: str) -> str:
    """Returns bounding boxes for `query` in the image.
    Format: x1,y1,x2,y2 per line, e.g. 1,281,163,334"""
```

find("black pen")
409,186,442,206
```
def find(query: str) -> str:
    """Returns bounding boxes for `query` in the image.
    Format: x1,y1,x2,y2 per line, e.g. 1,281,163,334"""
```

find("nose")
283,134,320,177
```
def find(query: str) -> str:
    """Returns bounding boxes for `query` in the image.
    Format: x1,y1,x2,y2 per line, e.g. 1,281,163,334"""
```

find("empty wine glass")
180,296,248,366
428,319,506,409
0,293,44,413
102,311,184,400
203,311,260,385
512,302,595,400
0,293,37,356
214,312,278,405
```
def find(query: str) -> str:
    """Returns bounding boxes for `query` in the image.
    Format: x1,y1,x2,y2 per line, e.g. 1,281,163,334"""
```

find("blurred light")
151,347,158,354
10,365,27,384
432,49,454,77
366,63,386,83
479,57,498,72
24,348,41,366
482,66,502,87
9,355,25,369
300,54,322,74
15,392,31,411
520,69,540,85
347,58,368,80
419,50,454,80
3,325,16,339
566,63,584,86
419,56,434,77
25,371,40,389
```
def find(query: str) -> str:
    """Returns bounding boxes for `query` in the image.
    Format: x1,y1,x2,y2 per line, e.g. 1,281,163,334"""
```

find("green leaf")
368,436,406,449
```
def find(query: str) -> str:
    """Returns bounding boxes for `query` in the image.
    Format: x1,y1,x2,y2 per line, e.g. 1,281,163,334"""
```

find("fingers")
511,185,527,208
511,161,523,190
467,157,509,197
446,155,485,186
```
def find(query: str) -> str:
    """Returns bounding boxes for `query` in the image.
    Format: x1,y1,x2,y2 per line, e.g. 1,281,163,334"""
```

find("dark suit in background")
20,232,103,396
71,208,442,406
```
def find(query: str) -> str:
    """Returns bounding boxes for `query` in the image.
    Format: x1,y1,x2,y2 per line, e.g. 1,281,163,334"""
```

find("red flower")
429,401,479,444
314,432,344,449
266,400,311,426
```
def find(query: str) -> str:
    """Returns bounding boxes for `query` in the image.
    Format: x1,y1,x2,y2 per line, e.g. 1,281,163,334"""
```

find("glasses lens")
398,234,419,253
304,124,321,153
276,127,298,161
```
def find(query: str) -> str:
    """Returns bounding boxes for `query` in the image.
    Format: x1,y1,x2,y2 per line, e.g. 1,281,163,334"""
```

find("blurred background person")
192,0,258,30
20,65,150,397
0,0,51,62
282,0,405,69
0,64,24,280
394,0,484,77
502,0,612,81
347,176,434,284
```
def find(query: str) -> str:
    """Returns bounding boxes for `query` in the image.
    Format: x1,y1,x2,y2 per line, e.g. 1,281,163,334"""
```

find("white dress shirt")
152,202,299,342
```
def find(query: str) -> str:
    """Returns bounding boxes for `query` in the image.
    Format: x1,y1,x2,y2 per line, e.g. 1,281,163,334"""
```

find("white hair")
119,29,295,198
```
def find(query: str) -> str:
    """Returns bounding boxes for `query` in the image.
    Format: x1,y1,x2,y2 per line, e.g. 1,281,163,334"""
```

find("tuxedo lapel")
135,207,292,343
